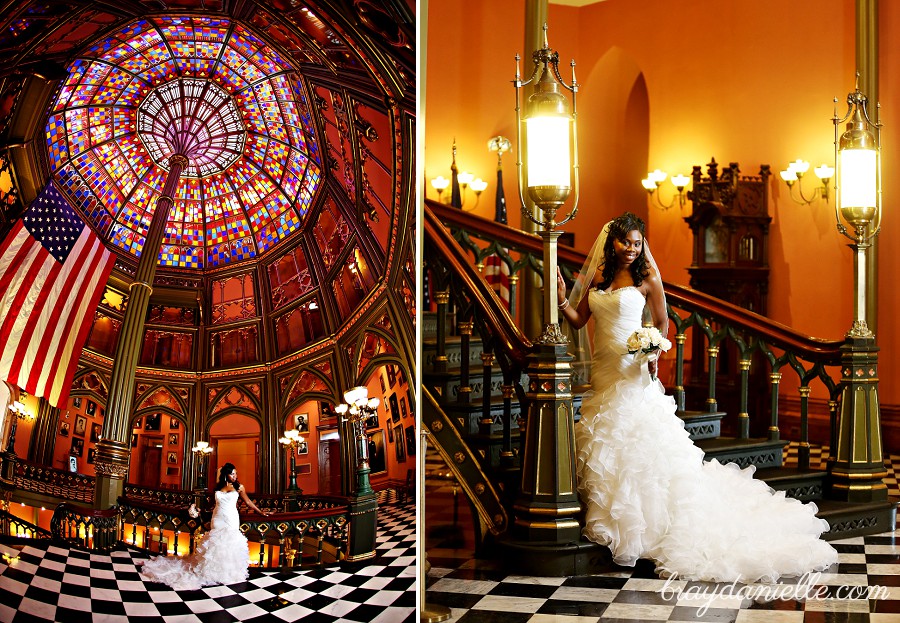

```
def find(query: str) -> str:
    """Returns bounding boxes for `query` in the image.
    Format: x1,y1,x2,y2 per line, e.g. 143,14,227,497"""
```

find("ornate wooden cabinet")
683,159,772,436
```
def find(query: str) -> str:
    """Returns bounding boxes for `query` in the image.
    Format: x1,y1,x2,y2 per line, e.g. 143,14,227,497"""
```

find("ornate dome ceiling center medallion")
137,78,246,178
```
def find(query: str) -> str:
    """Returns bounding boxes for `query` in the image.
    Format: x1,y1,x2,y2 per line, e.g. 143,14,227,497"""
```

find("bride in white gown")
556,212,838,583
140,463,269,590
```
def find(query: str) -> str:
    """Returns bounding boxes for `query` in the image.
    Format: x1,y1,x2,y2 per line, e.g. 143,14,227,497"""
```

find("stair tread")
815,497,899,517
677,410,727,420
754,466,827,482
695,436,787,453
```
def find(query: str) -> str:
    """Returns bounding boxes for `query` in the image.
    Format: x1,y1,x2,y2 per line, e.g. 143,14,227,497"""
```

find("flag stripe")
0,225,40,308
51,247,115,406
42,239,111,404
29,229,99,397
7,254,62,383
0,246,53,366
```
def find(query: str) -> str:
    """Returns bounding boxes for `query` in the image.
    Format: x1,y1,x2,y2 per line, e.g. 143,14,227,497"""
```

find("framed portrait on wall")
387,364,397,388
133,417,142,429
407,389,414,416
387,426,394,443
389,393,400,423
394,426,406,462
86,400,97,416
167,452,177,464
59,422,70,437
170,417,179,429
294,413,309,433
166,466,178,476
297,441,308,455
169,433,179,446
90,423,101,443
131,434,138,447
144,413,160,431
368,430,386,475
405,425,415,457
400,397,408,419
74,415,87,437
87,448,95,464
297,464,312,475
379,374,386,393
365,408,378,430
71,437,84,457
73,397,82,409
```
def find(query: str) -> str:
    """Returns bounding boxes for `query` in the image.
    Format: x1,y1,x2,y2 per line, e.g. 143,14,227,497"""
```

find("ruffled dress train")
576,286,838,583
140,489,250,590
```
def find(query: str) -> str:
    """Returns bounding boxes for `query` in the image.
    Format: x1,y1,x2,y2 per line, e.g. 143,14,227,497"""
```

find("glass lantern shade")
839,147,877,210
525,116,571,188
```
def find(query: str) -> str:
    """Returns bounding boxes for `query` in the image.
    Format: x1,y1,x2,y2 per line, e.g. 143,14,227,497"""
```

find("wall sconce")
641,169,690,210
779,159,833,205
278,429,304,491
430,142,487,209
4,391,33,454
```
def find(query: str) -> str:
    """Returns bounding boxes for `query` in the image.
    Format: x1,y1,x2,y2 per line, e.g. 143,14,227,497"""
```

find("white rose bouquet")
625,326,672,379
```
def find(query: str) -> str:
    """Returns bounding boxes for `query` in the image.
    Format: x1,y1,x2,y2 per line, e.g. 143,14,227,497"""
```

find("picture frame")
71,437,84,457
294,413,309,433
387,363,397,388
297,463,312,475
365,408,379,430
389,393,401,423
73,397,82,409
167,452,177,464
131,433,138,447
379,374,386,393
394,425,406,462
90,423,101,443
297,441,308,455
368,430,386,475
87,448,95,464
166,466,179,476
68,456,78,473
59,422,70,437
407,389,414,416
86,400,97,416
400,397,408,419
170,417,179,429
387,425,394,443
405,425,415,457
133,417,142,429
144,413,160,431
169,433,179,446
74,415,87,437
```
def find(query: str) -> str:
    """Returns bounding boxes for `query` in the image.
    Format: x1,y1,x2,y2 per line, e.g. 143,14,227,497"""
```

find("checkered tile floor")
0,504,415,623
426,442,900,622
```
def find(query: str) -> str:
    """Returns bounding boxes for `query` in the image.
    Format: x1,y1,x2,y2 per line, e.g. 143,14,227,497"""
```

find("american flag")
0,182,115,407
483,163,511,308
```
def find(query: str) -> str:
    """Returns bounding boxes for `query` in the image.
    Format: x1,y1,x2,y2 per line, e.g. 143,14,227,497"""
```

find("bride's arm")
556,268,593,329
237,485,270,516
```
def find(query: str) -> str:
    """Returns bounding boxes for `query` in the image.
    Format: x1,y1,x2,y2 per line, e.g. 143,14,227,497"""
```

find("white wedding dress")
140,489,250,590
575,286,838,582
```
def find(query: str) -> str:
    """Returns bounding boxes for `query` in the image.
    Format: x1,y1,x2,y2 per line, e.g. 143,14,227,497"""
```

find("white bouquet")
187,503,200,519
626,327,672,376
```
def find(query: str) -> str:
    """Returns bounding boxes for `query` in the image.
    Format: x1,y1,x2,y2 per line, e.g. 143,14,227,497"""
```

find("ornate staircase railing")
425,199,892,542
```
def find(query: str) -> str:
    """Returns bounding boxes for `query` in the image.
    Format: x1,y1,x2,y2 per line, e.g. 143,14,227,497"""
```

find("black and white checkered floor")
0,504,415,623
426,442,900,622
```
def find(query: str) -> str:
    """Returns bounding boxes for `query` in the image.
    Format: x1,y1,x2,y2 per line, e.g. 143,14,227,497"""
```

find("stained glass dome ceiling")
45,15,322,270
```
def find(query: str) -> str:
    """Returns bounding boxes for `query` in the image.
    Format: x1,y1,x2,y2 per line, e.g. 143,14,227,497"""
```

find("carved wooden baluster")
478,350,495,436
508,273,519,320
768,372,782,441
706,345,719,413
434,291,450,377
500,382,515,467
829,398,839,459
674,333,687,411
799,386,811,470
457,320,473,406
738,358,751,439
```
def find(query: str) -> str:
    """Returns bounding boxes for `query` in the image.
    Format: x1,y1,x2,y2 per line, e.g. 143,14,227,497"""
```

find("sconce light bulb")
641,177,657,192
780,169,798,183
647,169,668,184
470,178,488,194
431,175,450,191
457,171,474,186
814,164,835,181
671,174,690,190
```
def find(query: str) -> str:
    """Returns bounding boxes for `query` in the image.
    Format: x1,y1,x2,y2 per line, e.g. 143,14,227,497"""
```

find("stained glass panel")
45,15,322,269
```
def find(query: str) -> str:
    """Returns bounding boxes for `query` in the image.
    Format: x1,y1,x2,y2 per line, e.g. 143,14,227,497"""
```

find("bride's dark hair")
215,462,241,491
598,212,650,290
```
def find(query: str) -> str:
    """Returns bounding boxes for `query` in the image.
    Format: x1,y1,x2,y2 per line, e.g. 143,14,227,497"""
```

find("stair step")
677,410,725,441
815,498,898,541
754,466,827,501
697,437,787,469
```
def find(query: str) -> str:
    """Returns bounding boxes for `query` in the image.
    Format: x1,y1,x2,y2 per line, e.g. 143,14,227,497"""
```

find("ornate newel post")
95,154,187,509
336,386,378,562
826,81,888,503
500,25,594,574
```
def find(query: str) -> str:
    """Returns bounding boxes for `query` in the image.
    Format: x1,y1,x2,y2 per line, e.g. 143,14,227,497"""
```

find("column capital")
169,154,189,168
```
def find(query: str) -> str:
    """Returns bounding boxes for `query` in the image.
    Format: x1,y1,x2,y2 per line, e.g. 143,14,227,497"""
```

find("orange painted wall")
426,1,900,410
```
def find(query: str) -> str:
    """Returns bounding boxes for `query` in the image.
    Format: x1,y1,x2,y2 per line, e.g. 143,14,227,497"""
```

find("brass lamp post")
190,440,214,490
278,429,304,492
828,78,888,503
504,24,586,572
335,386,380,497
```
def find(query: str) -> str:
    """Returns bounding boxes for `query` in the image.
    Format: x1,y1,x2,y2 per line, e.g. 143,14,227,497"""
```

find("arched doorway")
210,413,260,493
